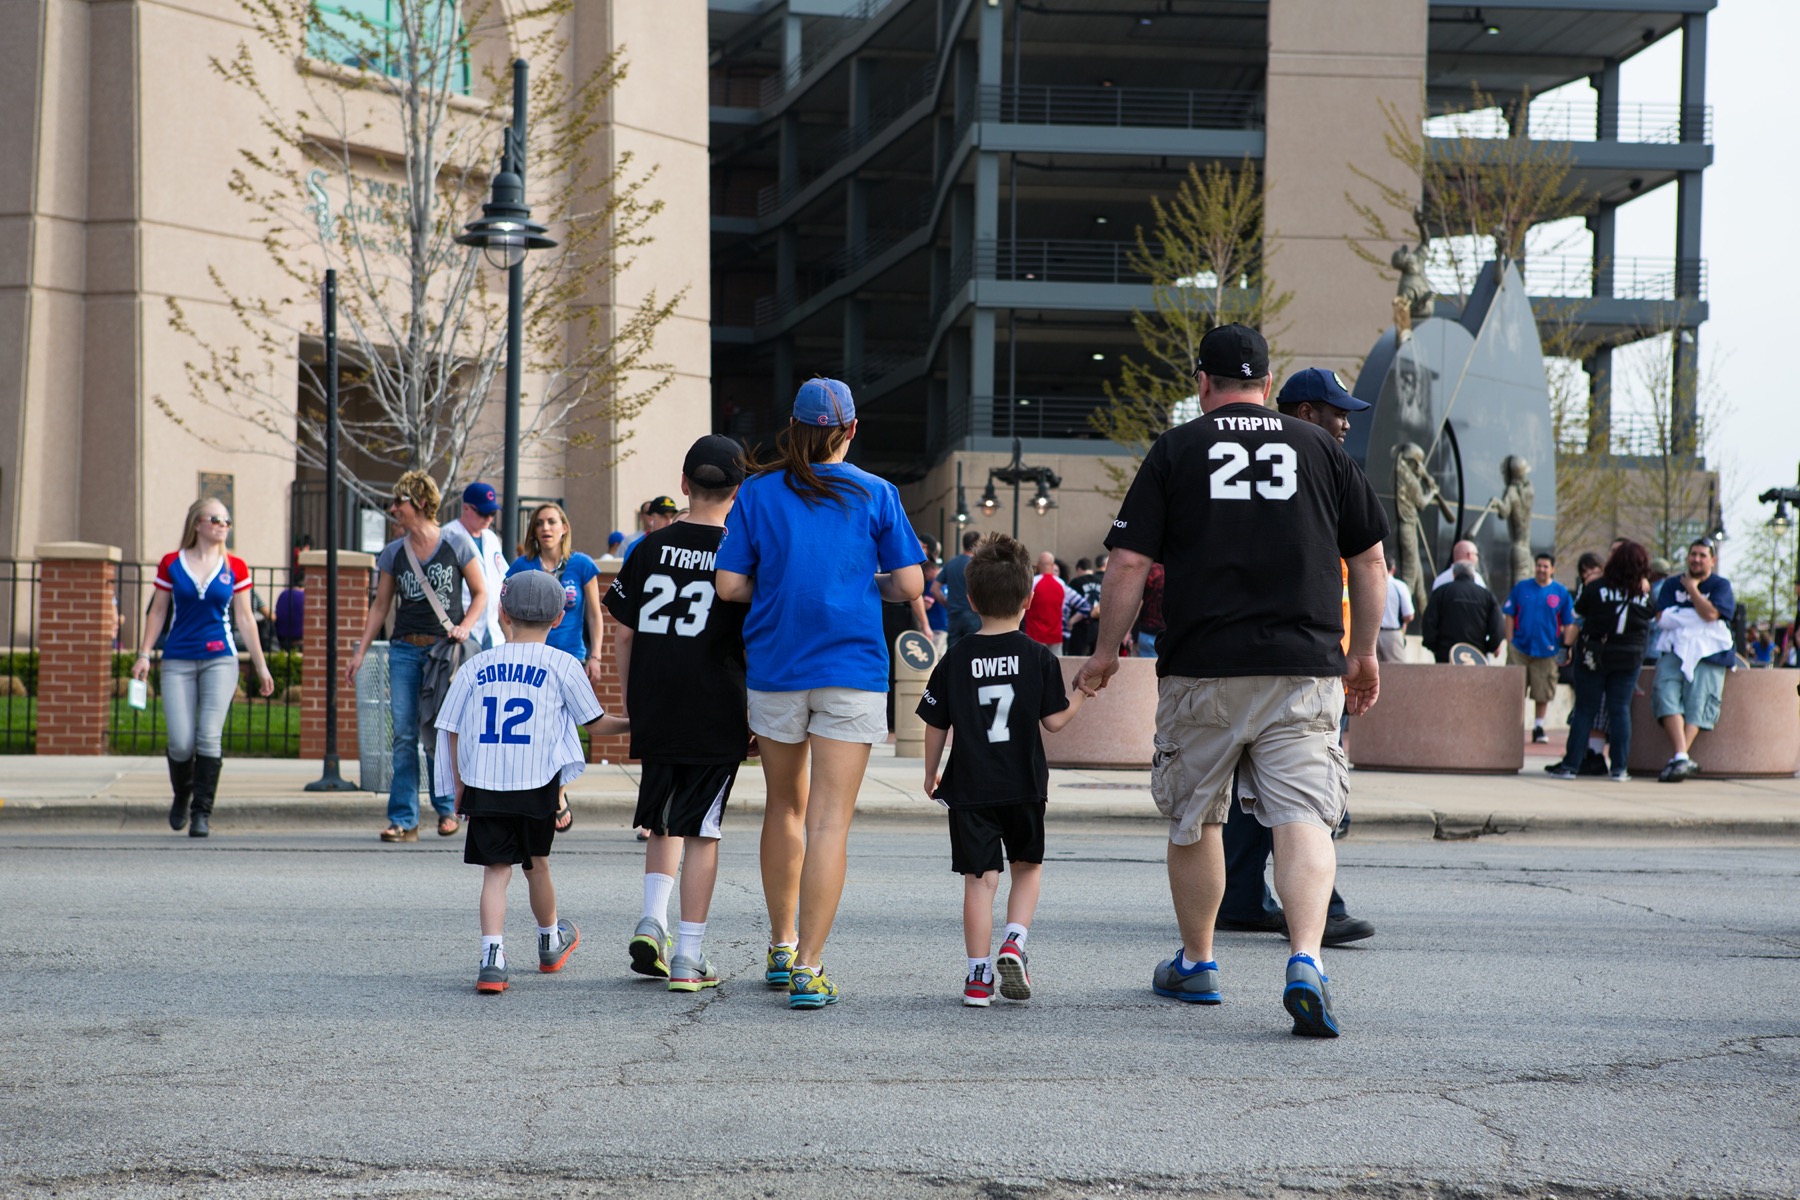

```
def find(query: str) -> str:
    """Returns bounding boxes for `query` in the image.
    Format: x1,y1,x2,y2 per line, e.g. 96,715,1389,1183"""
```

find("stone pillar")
588,564,630,763
296,550,374,764
34,542,121,755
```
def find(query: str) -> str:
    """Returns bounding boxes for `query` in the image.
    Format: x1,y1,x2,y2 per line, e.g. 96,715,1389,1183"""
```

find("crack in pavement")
1503,878,1800,950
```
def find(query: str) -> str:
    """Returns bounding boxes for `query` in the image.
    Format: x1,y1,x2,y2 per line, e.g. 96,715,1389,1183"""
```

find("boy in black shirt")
918,534,1086,1006
603,436,751,992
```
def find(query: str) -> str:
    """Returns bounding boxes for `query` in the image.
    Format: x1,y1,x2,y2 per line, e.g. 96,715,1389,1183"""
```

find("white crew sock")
642,873,675,925
967,956,992,981
1588,735,1605,753
1003,923,1029,948
1291,951,1325,976
481,934,504,968
1672,751,1690,762
1178,951,1213,972
676,920,706,961
538,923,560,944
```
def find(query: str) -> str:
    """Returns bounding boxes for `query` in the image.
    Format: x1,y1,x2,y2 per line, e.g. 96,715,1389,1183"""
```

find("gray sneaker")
628,917,670,978
1283,954,1339,1037
475,945,508,995
668,952,719,993
538,919,579,973
1152,950,1221,1004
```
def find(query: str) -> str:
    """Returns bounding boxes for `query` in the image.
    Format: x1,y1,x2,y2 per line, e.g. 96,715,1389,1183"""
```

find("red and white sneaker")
963,967,994,1007
996,936,1032,1000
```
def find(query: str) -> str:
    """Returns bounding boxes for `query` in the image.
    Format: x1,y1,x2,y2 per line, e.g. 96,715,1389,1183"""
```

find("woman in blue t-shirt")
715,378,925,1009
130,497,275,838
508,502,603,832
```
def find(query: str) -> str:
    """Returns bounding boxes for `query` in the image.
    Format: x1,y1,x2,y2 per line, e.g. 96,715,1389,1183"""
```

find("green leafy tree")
156,0,680,498
1731,517,1799,628
1089,159,1294,495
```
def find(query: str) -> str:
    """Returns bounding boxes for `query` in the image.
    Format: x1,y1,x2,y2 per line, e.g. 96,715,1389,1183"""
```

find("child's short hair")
685,479,739,506
965,533,1032,617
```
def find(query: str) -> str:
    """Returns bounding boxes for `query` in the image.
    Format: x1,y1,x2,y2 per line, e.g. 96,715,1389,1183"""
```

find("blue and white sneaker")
1283,953,1339,1038
1152,951,1221,1004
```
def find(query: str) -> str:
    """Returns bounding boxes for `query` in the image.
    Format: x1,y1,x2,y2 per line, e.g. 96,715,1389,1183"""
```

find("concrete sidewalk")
1,741,1796,837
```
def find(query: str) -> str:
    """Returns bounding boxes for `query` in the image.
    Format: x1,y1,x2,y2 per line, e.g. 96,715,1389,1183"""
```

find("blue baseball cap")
1277,368,1371,412
793,377,856,427
607,530,624,547
461,481,500,514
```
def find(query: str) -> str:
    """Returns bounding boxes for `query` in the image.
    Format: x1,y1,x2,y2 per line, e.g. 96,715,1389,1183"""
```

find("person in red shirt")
1023,551,1066,653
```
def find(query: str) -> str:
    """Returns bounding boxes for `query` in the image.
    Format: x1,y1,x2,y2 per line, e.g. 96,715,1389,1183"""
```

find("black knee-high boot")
190,756,223,839
167,756,196,831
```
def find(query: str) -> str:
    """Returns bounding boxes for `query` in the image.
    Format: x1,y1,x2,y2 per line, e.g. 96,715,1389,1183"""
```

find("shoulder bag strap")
402,539,457,636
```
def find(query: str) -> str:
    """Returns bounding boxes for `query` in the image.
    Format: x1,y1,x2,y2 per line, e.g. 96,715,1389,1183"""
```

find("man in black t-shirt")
918,534,1087,1007
603,435,751,993
1074,324,1390,1039
1064,556,1106,656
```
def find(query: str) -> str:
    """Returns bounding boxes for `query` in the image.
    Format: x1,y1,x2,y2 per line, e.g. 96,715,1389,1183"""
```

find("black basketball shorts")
947,801,1046,876
633,761,739,839
464,813,556,870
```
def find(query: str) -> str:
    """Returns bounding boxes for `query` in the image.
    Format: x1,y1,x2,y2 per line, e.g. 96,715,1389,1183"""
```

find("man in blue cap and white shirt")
1216,367,1377,950
457,481,509,648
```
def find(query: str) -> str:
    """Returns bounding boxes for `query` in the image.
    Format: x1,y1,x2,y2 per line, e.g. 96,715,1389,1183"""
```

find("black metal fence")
0,559,39,753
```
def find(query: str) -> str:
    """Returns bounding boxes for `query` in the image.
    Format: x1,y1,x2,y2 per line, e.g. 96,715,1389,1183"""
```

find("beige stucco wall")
1263,0,1427,381
2,0,709,568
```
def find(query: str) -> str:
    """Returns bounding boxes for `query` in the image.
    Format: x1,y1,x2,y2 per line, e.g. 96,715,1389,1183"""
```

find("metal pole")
306,269,352,791
1011,437,1022,540
500,59,528,555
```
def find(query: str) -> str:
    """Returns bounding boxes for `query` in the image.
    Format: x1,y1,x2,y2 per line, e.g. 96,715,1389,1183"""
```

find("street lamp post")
985,436,1060,539
304,269,353,793
455,59,556,553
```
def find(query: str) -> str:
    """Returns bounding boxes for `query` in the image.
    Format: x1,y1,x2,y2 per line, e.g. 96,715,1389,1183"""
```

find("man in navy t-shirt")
1650,539,1735,782
1502,552,1574,744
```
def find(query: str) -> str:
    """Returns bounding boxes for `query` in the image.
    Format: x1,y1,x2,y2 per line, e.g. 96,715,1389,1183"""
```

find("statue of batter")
1394,441,1455,616
1482,455,1535,592
1390,235,1435,340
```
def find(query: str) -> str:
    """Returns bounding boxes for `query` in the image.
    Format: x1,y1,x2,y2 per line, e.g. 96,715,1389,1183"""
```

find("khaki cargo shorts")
1511,647,1560,703
1149,675,1349,845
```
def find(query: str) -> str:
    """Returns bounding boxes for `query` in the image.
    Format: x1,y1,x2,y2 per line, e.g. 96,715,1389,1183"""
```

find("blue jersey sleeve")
717,486,759,575
1707,575,1735,622
872,482,925,573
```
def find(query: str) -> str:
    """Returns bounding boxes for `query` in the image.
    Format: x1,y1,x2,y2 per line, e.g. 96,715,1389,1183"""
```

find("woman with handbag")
506,502,604,833
131,497,275,838
347,470,489,841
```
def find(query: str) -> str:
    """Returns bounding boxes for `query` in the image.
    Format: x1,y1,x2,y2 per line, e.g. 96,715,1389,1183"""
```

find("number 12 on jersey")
1209,441,1296,500
479,697,534,744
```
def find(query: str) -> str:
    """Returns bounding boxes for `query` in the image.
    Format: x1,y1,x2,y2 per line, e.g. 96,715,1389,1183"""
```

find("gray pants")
1377,630,1407,662
161,657,237,760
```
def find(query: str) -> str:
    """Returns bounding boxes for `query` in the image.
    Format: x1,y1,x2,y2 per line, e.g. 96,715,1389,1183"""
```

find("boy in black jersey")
918,534,1086,1007
603,436,751,992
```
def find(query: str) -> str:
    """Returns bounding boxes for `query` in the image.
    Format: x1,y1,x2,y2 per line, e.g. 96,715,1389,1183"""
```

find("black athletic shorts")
948,801,1046,876
464,813,555,869
633,761,738,839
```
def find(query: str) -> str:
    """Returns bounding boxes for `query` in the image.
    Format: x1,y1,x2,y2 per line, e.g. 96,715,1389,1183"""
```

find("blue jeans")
1136,631,1159,659
1561,665,1635,772
386,639,453,829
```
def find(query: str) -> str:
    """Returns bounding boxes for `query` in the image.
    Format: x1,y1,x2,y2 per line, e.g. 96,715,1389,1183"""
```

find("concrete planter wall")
1347,662,1528,774
1625,666,1800,778
1043,656,1158,769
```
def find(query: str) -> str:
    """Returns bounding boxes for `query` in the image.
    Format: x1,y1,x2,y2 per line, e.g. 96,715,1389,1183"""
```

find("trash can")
357,641,431,802
891,630,937,759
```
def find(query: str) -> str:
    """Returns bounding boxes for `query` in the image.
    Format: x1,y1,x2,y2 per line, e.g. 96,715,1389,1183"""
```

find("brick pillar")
34,542,122,755
297,550,374,764
588,564,632,763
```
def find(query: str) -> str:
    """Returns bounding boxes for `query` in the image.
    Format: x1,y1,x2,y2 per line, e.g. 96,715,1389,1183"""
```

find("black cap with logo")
1194,323,1270,381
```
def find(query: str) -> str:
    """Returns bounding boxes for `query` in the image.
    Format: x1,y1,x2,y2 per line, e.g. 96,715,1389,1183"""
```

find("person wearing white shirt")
1431,539,1486,591
457,481,509,649
1378,559,1415,661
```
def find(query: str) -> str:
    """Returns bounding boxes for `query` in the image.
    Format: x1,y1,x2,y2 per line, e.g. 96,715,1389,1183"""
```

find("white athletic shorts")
747,687,888,746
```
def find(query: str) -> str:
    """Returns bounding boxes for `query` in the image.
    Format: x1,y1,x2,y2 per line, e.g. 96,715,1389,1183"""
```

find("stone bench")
1347,662,1527,774
1625,666,1800,778
1042,655,1158,769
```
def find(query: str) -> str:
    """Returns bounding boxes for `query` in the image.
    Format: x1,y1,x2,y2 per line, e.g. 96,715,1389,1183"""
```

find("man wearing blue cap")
1215,369,1375,949
458,481,508,648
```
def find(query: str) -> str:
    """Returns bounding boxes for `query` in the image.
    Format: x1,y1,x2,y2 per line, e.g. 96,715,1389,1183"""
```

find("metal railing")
979,396,1113,441
752,201,932,326
980,83,1264,130
1424,255,1707,303
0,560,39,753
757,0,897,108
980,239,1155,285
709,74,766,109
755,63,937,217
111,561,306,757
1427,101,1712,145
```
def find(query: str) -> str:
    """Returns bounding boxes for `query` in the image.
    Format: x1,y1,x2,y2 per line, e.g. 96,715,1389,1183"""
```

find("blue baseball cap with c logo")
792,378,855,427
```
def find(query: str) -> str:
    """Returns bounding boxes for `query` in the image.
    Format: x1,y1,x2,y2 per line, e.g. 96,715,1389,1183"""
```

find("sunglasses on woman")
203,516,232,528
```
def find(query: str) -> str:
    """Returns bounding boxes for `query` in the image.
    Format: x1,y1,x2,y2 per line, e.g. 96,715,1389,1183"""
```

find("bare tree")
1089,159,1294,495
1731,517,1799,628
155,0,681,501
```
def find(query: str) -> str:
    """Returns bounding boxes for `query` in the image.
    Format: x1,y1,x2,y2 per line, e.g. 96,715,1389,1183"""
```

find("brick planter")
34,542,121,755
296,550,373,765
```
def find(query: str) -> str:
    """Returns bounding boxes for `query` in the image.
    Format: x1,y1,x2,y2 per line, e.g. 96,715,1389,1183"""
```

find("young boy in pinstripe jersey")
435,570,629,994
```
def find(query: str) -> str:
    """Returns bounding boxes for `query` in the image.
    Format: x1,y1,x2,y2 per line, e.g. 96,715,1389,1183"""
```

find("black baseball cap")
646,495,679,516
1194,324,1270,380
683,434,747,489
1276,367,1371,412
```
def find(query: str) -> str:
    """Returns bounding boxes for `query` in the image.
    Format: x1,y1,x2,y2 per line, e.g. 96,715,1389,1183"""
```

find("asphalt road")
3,819,1797,1200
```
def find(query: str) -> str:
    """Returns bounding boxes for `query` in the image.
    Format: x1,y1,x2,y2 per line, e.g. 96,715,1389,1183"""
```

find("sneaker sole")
1152,985,1222,1004
962,992,992,1007
788,993,837,1008
995,957,1032,1001
765,971,791,987
628,936,668,978
540,929,579,974
668,976,718,993
475,979,508,995
1283,981,1339,1037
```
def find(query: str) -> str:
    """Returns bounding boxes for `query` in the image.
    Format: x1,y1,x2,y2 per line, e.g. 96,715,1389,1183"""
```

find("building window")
306,1,471,97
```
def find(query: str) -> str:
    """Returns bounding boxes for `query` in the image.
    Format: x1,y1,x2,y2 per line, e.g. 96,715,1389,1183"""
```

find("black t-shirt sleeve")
1335,453,1391,560
1105,436,1170,559
1037,647,1070,719
601,553,641,628
916,660,954,729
